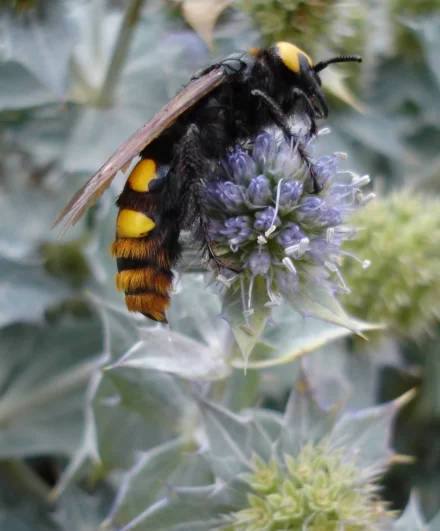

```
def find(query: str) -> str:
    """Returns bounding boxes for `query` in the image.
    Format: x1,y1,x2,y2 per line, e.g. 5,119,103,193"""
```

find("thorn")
391,453,417,465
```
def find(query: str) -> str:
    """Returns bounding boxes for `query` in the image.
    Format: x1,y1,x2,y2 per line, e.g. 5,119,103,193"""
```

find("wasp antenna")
314,55,362,73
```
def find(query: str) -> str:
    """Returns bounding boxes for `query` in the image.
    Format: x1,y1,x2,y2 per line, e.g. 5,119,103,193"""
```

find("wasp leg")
169,124,242,273
251,89,292,138
251,89,322,193
291,87,324,122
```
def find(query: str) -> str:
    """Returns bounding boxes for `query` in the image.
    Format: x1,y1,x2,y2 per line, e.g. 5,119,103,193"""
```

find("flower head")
340,189,440,341
230,440,391,530
202,129,370,321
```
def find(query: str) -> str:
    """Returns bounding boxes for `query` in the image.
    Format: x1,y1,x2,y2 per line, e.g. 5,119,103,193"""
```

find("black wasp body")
141,43,360,220
56,42,361,322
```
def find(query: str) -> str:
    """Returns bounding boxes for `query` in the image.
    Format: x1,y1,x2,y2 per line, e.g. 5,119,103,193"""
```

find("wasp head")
270,42,362,120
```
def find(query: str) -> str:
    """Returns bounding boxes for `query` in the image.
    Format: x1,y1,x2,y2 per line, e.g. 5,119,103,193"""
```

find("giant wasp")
54,42,361,322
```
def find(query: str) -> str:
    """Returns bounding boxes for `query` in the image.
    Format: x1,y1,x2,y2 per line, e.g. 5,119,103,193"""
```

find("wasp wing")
53,68,227,235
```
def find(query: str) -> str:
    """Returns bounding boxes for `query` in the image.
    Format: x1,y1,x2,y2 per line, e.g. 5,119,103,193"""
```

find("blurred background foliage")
0,0,440,529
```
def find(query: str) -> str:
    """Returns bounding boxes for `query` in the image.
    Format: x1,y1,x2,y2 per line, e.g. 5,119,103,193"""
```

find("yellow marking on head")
275,42,312,73
116,209,155,238
127,159,157,192
249,47,261,57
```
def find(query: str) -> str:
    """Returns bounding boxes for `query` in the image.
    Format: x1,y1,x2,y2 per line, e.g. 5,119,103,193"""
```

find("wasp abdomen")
111,159,178,323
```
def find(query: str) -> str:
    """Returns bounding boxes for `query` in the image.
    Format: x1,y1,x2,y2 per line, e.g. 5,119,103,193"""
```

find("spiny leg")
251,89,323,193
169,124,241,273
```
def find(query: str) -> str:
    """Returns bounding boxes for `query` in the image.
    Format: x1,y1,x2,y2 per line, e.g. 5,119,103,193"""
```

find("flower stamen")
282,257,297,274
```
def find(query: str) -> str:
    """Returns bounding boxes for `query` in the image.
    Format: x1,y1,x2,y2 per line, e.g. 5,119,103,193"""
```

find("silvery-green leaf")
329,390,415,476
0,317,101,458
51,309,139,497
198,397,280,481
0,62,56,110
285,283,370,333
56,368,182,493
168,274,228,347
63,107,150,174
50,372,102,501
280,368,334,457
64,8,183,173
53,484,113,531
223,276,270,363
0,177,85,247
335,111,404,160
106,439,213,529
231,304,383,369
0,0,78,100
197,397,252,481
430,507,440,530
97,305,140,362
257,361,300,401
303,336,402,410
0,257,70,327
245,408,283,460
0,502,60,531
409,342,440,420
394,491,427,530
106,327,230,381
403,16,440,89
95,369,190,471
220,368,259,412
119,482,239,531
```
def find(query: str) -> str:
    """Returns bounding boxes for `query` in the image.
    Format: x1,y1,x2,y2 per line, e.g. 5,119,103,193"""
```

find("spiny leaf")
280,368,335,456
1,0,78,99
231,306,383,370
224,276,271,364
105,439,213,529
0,318,102,459
105,328,230,381
393,491,427,530
329,390,416,475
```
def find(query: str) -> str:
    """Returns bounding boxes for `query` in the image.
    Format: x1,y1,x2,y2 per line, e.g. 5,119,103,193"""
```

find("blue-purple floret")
275,223,306,247
253,208,281,232
202,130,369,314
247,175,272,206
278,181,303,210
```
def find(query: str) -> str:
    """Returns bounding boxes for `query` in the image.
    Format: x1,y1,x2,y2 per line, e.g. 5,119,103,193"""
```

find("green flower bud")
340,189,440,341
242,455,281,494
230,440,393,530
240,0,337,52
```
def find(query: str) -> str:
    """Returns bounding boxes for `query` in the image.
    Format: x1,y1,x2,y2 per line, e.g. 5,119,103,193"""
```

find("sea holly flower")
339,189,440,341
230,439,390,530
110,374,409,530
202,129,371,339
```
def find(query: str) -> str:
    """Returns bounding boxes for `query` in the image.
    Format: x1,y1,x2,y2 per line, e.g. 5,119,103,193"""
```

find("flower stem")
97,0,144,107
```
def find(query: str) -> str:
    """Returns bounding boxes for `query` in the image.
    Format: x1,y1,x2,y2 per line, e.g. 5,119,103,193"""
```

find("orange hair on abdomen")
111,159,181,323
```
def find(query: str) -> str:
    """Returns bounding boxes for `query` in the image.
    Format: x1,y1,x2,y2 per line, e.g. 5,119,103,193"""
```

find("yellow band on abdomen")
116,209,156,238
128,159,157,192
